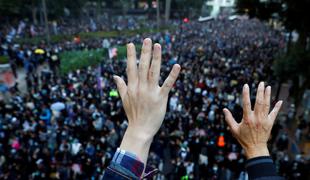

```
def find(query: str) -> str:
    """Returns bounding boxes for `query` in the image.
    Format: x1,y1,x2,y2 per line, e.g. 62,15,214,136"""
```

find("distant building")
202,0,236,17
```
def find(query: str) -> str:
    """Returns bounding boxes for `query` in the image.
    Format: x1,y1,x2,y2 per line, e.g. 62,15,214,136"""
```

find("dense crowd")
0,16,157,42
0,17,310,180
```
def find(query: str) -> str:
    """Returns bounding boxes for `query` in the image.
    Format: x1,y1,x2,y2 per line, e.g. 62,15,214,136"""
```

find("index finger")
160,64,181,96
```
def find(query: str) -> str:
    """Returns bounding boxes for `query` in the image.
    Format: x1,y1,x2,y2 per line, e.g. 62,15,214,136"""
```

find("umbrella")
35,49,45,54
51,102,65,111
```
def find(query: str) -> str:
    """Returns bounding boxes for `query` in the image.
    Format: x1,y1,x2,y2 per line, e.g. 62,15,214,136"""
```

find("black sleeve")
245,156,284,180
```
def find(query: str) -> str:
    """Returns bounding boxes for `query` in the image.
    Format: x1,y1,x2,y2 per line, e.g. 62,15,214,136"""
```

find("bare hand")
223,82,283,159
113,38,181,164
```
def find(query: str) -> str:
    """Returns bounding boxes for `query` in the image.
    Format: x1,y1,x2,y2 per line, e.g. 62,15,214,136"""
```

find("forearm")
106,39,178,179
119,127,153,165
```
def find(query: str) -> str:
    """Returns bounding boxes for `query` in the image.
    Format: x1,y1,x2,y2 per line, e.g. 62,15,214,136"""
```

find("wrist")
244,145,270,159
125,126,154,143
119,127,153,164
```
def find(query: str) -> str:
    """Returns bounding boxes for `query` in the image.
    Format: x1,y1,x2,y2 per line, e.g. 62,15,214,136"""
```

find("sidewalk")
15,65,49,95
15,68,27,94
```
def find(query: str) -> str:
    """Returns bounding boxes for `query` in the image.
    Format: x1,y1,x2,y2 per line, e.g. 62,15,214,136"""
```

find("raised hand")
113,38,181,164
223,82,283,159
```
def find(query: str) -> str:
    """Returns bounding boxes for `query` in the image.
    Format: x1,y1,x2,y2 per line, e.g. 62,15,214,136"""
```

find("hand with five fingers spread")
223,82,283,159
113,38,181,164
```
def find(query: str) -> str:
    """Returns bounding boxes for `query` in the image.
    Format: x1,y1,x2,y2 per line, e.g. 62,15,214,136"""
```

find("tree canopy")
236,0,310,110
235,0,282,20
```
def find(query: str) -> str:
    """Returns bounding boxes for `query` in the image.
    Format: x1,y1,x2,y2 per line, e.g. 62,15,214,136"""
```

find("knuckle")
154,54,161,60
257,99,263,104
139,65,145,72
127,51,134,58
164,82,172,88
149,70,155,78
243,117,250,123
142,48,150,55
243,101,251,107
127,51,132,57
170,73,178,80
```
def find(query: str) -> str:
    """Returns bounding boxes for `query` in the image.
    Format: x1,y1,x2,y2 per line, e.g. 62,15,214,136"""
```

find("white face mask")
213,165,218,172
284,156,289,161
181,151,187,158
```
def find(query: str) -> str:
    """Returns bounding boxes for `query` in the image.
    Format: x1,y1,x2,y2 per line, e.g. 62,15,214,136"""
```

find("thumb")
113,75,127,99
161,64,181,96
268,100,283,123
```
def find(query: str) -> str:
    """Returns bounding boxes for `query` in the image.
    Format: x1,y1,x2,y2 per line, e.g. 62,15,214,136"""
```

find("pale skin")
114,38,283,171
113,38,181,164
223,82,283,159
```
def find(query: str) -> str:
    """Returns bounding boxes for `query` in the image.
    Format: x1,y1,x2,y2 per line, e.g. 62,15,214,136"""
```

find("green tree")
165,0,172,24
235,0,260,18
274,0,310,116
236,0,310,115
274,48,310,114
171,0,205,18
0,0,23,16
0,0,29,17
235,0,282,20
281,0,310,50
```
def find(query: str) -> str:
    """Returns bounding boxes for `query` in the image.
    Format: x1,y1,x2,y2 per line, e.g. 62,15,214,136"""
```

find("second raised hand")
223,82,283,159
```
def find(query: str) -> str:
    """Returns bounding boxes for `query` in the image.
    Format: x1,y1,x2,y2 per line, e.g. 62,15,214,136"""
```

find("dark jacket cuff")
245,156,279,179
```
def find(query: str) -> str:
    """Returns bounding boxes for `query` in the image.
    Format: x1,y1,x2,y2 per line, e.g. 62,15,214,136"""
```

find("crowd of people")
0,16,155,42
0,17,310,179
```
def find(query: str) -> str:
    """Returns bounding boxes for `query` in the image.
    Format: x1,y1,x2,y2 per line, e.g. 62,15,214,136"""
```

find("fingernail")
276,101,283,107
243,84,248,89
113,75,117,81
260,81,264,86
144,38,151,45
154,43,161,49
174,64,181,70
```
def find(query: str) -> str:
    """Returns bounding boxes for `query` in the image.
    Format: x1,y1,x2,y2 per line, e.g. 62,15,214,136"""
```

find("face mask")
213,165,218,172
179,147,187,156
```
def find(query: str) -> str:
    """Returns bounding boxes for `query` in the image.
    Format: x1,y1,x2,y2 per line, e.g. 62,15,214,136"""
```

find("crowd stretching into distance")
0,17,309,179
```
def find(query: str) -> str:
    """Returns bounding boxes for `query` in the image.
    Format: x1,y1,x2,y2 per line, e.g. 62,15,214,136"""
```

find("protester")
0,18,308,179
104,38,283,179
